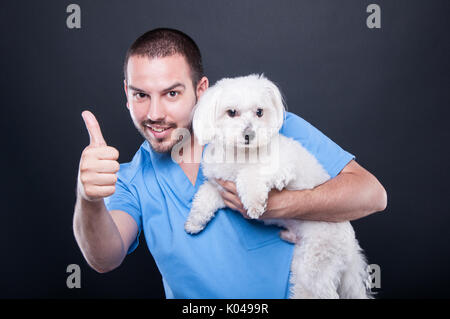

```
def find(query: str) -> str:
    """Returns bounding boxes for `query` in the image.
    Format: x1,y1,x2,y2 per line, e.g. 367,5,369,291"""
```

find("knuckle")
83,146,94,156
110,147,119,159
79,161,89,172
84,185,93,197
107,185,116,195
79,174,89,184
83,148,100,161
80,152,89,163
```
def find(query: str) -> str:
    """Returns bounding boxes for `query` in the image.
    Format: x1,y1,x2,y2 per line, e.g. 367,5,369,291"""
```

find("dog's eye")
227,109,237,117
256,108,263,117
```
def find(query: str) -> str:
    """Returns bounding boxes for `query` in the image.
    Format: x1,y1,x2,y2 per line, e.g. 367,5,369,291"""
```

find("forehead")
126,54,193,91
219,82,270,107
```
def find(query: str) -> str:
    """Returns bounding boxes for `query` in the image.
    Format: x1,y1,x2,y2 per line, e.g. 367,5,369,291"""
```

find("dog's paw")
273,171,292,191
279,230,299,244
246,202,266,219
274,179,286,191
184,220,205,234
241,191,268,219
273,166,295,191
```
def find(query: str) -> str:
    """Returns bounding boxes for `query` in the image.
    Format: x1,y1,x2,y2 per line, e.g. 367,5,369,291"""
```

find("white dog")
184,74,372,299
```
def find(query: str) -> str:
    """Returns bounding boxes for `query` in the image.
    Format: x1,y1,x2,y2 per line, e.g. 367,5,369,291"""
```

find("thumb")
81,110,107,147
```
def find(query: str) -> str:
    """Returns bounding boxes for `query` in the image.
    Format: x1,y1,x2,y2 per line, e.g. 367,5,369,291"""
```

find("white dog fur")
184,74,372,299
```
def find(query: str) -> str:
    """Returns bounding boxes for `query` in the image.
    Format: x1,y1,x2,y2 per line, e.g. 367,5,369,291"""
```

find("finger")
80,172,117,186
215,178,224,187
223,199,248,217
94,160,120,173
81,160,120,173
85,146,119,160
84,185,116,198
219,189,244,210
82,110,107,147
216,179,237,194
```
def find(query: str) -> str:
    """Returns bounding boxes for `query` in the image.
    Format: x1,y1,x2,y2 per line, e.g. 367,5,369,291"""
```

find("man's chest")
178,162,201,186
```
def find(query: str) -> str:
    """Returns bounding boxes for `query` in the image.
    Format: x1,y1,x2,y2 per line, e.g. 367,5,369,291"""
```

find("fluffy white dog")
184,74,372,299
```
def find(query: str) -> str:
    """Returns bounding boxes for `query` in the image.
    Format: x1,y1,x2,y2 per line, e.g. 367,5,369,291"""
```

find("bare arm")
216,160,387,222
73,199,138,273
73,111,138,273
263,160,387,222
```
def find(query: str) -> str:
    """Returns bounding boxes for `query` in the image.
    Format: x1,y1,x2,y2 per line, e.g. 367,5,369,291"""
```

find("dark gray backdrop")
0,0,448,298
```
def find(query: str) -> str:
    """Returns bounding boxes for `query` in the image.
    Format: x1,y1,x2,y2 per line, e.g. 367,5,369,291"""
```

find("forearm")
263,170,387,222
73,195,126,273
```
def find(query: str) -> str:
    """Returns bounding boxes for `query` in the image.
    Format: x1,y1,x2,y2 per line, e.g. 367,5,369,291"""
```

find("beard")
131,92,198,154
136,120,193,154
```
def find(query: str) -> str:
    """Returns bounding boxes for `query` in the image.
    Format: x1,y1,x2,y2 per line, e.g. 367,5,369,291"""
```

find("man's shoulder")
282,111,309,128
280,111,312,139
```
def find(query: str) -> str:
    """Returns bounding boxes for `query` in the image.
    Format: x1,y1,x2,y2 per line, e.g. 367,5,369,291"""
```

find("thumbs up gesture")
77,111,120,202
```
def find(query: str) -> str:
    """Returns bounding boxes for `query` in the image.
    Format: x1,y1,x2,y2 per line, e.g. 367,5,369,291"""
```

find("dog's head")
192,74,286,148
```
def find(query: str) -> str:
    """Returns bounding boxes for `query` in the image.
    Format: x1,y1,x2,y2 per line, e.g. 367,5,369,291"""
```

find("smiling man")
73,28,387,298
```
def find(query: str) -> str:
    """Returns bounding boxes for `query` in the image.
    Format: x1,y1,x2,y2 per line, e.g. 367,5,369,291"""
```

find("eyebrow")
127,82,185,94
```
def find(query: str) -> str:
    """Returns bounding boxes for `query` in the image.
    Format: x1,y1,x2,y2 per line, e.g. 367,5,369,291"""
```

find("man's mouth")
147,125,171,132
145,124,174,138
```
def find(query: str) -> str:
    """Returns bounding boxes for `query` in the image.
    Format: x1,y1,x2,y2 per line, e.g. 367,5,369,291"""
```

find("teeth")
148,126,169,132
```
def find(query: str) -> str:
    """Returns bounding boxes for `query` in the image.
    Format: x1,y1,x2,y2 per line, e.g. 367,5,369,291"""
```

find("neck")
177,133,203,165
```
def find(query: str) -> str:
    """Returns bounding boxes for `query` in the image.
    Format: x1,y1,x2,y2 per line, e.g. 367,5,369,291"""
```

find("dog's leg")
185,181,225,234
289,237,343,299
235,169,270,219
270,163,296,191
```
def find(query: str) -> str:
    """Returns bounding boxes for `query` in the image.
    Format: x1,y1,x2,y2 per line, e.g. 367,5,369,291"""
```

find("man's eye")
167,91,178,98
227,109,237,117
134,92,148,100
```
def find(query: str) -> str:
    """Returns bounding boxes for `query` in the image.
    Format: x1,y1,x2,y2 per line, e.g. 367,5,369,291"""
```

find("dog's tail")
338,243,374,299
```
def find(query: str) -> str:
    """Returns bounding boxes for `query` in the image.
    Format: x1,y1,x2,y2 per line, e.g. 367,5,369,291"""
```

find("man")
73,28,387,298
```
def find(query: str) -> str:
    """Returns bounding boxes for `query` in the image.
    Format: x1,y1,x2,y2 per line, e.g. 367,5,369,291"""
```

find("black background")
0,0,449,298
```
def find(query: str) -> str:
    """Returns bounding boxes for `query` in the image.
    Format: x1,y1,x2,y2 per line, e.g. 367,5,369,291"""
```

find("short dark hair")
123,28,204,87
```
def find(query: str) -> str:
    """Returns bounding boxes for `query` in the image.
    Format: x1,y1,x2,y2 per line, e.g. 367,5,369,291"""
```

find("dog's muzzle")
243,127,255,144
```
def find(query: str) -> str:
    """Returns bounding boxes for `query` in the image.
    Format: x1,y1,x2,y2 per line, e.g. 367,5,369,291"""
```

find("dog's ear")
192,85,221,145
265,80,286,132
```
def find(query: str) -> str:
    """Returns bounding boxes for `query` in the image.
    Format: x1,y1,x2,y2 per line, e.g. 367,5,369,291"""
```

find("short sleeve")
280,112,355,178
104,170,142,254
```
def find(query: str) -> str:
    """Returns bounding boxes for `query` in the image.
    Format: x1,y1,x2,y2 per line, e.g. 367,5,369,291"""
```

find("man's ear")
124,79,130,110
196,76,209,99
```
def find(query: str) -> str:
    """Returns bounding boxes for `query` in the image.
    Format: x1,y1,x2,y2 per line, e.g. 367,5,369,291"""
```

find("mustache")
142,120,176,128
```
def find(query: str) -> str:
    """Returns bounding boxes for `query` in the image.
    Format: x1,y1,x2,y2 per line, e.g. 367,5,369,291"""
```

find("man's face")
124,54,206,153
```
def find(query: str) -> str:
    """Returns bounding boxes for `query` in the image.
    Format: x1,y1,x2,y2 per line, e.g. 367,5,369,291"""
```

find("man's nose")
147,98,165,122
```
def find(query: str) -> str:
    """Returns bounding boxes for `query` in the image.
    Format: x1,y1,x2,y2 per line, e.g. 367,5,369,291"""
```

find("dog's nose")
243,127,255,144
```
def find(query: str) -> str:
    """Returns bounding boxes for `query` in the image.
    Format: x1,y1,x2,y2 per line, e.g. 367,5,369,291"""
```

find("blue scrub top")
104,111,355,298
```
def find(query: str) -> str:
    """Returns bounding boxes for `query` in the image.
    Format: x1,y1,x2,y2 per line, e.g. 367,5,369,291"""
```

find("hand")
77,111,120,202
215,179,249,218
215,179,291,219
